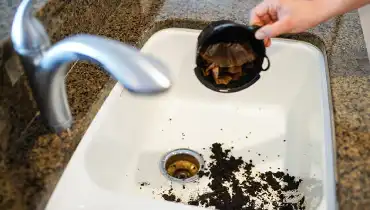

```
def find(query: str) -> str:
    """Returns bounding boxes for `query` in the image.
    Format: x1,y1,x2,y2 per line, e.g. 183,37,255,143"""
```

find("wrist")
321,0,370,19
316,0,344,21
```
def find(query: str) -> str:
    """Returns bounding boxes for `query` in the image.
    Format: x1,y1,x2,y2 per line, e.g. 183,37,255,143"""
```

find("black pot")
194,20,270,93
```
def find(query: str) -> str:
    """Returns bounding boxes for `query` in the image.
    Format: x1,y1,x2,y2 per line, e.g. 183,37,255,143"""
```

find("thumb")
255,19,292,39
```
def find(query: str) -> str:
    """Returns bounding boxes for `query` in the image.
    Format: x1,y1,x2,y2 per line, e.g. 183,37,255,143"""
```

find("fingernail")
255,30,266,40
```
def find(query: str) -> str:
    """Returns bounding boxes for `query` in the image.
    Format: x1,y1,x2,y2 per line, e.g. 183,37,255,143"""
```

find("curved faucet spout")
11,0,50,53
39,35,171,93
34,34,171,132
11,0,171,133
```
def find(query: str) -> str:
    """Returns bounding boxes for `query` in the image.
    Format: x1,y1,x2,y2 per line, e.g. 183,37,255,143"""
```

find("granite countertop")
0,0,369,209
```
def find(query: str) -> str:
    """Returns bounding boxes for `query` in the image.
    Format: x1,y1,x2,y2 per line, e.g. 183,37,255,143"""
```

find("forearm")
325,0,370,18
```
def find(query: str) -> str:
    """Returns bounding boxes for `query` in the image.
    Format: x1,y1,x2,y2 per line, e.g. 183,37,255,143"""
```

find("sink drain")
160,149,204,183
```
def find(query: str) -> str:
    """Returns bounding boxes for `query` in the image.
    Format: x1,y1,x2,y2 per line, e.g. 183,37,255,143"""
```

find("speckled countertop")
0,0,369,209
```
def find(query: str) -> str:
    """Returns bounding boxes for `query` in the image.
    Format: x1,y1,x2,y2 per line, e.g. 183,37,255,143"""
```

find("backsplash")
0,0,47,40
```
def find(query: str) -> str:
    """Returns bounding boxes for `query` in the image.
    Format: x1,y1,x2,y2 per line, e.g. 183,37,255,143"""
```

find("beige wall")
359,5,370,59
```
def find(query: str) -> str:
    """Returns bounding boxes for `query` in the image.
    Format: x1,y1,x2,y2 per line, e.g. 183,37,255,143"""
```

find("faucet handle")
11,0,50,54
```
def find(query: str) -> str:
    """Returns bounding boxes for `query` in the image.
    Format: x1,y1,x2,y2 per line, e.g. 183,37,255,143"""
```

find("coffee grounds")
161,143,305,209
161,187,182,202
139,182,150,186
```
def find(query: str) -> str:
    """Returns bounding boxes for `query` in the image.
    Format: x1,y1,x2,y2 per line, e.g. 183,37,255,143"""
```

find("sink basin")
46,28,337,210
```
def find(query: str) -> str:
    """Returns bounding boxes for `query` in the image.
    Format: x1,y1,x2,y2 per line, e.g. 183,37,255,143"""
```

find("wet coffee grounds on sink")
160,143,305,210
161,187,181,203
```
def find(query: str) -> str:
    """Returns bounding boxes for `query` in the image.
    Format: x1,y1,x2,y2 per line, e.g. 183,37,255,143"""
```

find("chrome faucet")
11,0,171,133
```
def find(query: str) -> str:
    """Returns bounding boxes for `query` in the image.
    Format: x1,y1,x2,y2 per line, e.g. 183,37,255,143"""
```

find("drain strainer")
160,149,204,183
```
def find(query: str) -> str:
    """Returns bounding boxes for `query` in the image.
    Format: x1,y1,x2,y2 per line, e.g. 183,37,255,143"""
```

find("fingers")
250,1,277,25
264,38,271,47
250,3,265,25
250,1,268,24
255,18,292,39
250,1,275,47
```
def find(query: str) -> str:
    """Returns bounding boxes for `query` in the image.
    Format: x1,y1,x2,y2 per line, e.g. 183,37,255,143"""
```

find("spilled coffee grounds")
161,187,181,203
160,143,305,210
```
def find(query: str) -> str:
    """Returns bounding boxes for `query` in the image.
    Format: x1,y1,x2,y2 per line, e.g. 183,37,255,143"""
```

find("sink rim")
46,28,337,210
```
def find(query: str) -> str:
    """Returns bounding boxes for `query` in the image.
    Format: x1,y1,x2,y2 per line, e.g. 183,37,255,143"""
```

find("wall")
359,6,370,59
0,0,47,40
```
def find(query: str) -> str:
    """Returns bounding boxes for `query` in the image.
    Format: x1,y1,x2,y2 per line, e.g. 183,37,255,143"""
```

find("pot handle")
261,55,270,71
247,25,270,71
247,25,262,34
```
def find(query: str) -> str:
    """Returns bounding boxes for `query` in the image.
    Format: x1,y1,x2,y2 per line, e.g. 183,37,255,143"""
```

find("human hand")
250,0,331,47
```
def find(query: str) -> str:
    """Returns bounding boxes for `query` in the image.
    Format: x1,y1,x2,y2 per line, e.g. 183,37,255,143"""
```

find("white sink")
46,28,337,210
